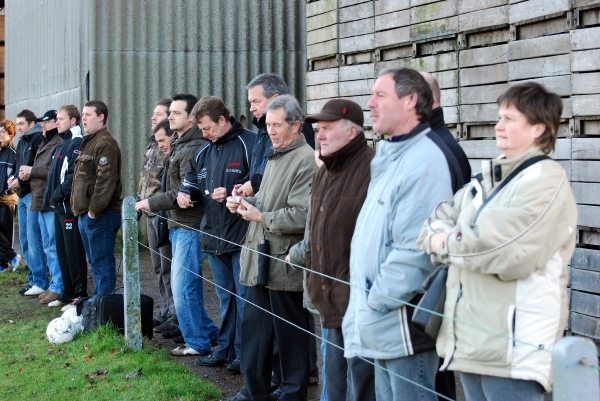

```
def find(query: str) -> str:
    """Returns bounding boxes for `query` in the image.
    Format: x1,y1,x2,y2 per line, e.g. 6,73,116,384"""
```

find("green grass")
0,273,221,401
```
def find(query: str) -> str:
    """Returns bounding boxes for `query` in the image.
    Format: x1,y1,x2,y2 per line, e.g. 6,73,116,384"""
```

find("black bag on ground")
412,265,448,340
76,294,154,339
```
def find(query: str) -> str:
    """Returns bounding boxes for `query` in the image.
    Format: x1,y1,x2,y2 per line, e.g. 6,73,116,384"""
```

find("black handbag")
412,154,550,339
76,293,154,339
156,210,170,248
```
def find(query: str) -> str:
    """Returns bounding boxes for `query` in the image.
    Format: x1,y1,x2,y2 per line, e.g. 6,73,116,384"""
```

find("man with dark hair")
0,120,18,273
342,67,453,401
225,94,317,401
7,110,45,294
72,100,122,296
136,93,219,357
44,105,88,308
178,95,255,373
20,110,64,305
138,98,176,332
240,72,315,197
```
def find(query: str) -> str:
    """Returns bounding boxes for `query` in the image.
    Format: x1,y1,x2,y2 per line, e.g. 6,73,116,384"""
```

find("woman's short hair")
0,120,16,137
497,82,562,155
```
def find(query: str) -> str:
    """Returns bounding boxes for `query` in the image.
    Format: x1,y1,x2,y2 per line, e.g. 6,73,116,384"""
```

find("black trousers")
240,286,310,401
0,205,16,266
54,212,88,302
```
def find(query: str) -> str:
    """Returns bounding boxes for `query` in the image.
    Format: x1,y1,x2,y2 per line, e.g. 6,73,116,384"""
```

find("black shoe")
226,359,240,374
195,353,227,367
18,285,32,296
154,317,178,332
173,335,185,344
153,318,165,327
162,327,182,339
270,387,282,401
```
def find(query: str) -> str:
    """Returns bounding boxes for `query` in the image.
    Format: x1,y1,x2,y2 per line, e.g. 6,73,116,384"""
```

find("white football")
60,308,83,333
46,317,76,344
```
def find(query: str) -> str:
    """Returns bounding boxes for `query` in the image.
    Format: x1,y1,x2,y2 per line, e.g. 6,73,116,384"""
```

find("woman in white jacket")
417,82,578,401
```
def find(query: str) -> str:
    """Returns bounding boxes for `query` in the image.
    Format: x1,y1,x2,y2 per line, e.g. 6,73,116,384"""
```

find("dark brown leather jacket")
30,129,61,211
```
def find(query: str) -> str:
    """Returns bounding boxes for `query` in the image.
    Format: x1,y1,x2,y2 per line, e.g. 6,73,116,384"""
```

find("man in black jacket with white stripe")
178,96,256,373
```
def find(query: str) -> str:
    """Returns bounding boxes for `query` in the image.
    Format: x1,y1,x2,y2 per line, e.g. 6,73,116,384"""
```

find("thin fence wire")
139,210,570,358
136,240,455,401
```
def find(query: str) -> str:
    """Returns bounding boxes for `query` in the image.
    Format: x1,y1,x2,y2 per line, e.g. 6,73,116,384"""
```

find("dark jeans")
54,212,88,302
240,286,310,401
0,205,16,266
325,327,376,401
78,210,121,295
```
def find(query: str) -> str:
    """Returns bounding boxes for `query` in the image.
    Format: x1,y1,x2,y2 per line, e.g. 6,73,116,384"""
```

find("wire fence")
123,199,600,401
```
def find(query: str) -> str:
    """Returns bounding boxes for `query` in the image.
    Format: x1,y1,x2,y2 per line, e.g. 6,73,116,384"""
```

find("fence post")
553,336,599,401
122,196,142,350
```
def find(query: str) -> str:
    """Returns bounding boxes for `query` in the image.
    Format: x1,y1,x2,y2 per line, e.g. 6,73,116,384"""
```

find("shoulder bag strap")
473,155,550,222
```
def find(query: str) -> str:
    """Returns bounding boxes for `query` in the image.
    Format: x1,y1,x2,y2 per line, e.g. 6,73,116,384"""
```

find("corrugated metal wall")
5,0,88,119
6,0,307,197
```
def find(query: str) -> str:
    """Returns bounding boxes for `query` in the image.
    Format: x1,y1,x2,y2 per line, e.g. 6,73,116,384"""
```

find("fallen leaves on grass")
125,368,142,380
85,368,108,383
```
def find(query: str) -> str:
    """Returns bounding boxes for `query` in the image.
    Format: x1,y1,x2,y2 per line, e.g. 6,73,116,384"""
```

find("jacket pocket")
454,300,515,365
267,238,292,285
75,155,95,178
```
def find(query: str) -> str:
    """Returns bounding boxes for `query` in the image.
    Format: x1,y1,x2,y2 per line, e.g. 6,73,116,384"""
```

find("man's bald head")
420,71,441,109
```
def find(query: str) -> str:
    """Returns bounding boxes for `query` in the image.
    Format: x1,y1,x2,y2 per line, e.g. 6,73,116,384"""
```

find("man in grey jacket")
342,68,453,401
225,95,317,401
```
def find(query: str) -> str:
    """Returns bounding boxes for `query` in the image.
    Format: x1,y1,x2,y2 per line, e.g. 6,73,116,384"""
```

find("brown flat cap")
304,99,364,127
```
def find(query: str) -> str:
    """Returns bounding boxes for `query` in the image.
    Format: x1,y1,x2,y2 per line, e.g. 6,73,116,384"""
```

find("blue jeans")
325,327,375,401
78,210,121,295
374,350,439,401
321,326,328,401
19,194,48,289
39,211,63,294
207,252,247,361
459,372,544,401
170,228,219,354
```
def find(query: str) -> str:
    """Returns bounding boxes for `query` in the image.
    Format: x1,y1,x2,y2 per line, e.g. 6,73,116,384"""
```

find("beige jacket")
417,147,577,391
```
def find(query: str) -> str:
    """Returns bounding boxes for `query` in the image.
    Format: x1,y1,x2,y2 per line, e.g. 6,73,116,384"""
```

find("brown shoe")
38,289,51,299
40,292,60,304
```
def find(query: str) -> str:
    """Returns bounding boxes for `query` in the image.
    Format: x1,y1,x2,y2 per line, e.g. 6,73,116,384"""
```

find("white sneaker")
61,303,76,312
170,346,202,357
24,285,45,296
48,300,63,307
10,254,22,272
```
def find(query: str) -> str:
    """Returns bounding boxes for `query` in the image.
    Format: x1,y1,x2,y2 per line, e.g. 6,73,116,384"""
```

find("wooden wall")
306,0,600,340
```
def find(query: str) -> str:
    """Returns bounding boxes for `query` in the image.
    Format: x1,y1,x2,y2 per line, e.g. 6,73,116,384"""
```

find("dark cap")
304,99,364,127
37,110,57,122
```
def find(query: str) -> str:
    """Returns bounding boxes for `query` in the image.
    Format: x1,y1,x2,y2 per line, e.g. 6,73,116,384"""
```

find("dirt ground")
128,248,323,401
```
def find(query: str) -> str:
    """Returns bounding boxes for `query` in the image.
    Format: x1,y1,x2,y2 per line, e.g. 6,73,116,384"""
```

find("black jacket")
248,114,315,194
14,124,44,198
43,127,83,215
181,118,256,254
428,107,472,193
0,142,17,206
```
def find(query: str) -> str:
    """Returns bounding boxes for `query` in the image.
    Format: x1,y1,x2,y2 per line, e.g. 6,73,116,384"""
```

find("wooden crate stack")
305,0,600,341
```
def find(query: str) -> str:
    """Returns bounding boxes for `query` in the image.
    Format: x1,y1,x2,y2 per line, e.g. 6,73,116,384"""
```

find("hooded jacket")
71,126,122,217
43,126,83,215
14,123,43,198
240,135,317,291
342,123,453,360
147,126,207,229
305,134,374,329
417,147,577,392
30,128,61,211
180,117,256,254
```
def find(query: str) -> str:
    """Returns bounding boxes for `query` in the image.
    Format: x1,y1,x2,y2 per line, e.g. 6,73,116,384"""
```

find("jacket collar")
173,125,203,146
267,134,307,160
429,107,445,132
321,133,369,172
252,114,266,130
480,146,545,193
379,122,431,160
84,125,108,140
44,128,59,143
215,117,244,145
